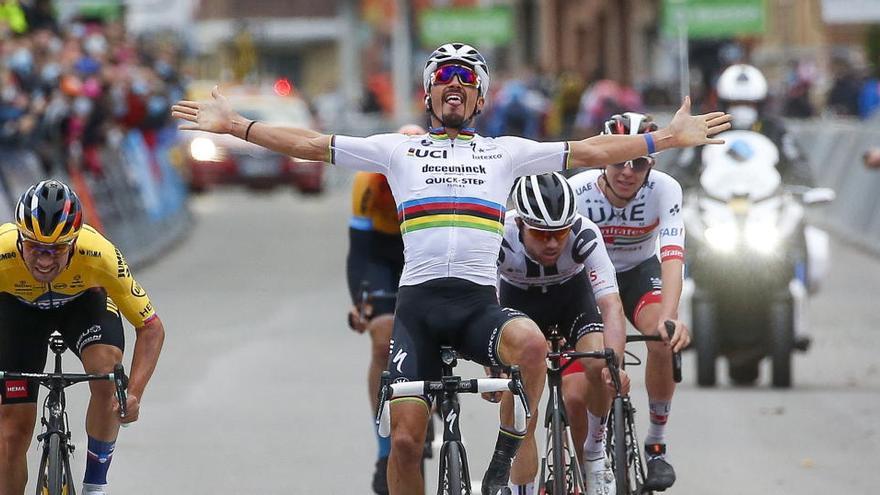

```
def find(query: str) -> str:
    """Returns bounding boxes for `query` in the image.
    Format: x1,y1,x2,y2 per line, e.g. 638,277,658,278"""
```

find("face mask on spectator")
728,104,759,129
9,49,33,76
73,96,93,116
84,34,107,57
1,83,19,102
131,80,149,95
155,61,173,80
41,63,61,84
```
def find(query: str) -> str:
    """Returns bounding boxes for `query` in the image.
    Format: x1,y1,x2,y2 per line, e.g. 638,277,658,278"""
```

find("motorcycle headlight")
190,137,221,161
704,225,738,254
745,224,780,255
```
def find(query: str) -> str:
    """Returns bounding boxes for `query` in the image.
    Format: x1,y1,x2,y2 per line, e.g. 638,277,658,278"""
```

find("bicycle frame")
0,332,128,495
606,321,683,495
376,346,530,495
539,326,618,495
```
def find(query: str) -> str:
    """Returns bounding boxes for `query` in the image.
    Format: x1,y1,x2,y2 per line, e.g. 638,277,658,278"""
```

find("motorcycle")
679,130,834,388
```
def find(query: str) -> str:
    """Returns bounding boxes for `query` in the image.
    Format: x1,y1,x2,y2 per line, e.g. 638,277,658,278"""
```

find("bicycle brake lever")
664,320,683,383
376,371,391,425
508,366,531,420
112,363,129,424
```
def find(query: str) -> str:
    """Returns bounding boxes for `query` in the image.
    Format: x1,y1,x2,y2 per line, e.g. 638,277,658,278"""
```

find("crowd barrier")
788,120,880,257
0,125,191,269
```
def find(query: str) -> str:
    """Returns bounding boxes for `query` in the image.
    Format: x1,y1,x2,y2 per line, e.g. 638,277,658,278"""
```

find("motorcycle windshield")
700,130,781,202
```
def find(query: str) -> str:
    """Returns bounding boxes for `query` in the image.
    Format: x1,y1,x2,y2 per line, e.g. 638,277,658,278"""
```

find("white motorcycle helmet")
716,64,768,129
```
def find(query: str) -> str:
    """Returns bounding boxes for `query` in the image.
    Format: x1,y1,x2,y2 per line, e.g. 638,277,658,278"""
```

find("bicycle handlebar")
376,367,531,438
0,364,130,418
621,321,682,383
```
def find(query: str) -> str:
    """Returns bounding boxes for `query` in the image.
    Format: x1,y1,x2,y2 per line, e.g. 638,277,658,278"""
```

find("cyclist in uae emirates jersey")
346,124,425,495
568,112,691,492
0,180,165,495
172,42,730,495
496,172,628,495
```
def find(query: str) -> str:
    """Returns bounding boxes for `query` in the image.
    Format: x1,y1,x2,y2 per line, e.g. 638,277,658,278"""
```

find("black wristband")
244,120,258,142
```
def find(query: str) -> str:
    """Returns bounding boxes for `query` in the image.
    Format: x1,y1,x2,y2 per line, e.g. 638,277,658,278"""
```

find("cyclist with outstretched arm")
172,43,729,495
346,124,425,495
569,112,691,492
0,180,165,495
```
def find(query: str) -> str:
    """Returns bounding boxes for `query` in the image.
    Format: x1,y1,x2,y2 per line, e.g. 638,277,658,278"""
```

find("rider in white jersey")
568,166,685,272
331,132,572,287
497,173,628,495
172,43,730,495
568,113,691,492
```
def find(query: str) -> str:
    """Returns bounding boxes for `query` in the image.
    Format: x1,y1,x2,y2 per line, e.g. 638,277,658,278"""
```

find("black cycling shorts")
0,289,125,405
499,269,604,344
616,256,663,324
387,278,527,391
346,228,404,316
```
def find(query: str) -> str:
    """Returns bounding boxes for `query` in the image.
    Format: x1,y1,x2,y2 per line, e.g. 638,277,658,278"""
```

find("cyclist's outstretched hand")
659,319,690,353
171,85,238,134
666,96,732,148
114,394,140,424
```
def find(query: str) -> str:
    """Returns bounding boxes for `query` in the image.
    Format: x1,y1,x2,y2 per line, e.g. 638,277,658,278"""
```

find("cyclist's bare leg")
0,403,37,495
508,400,539,485
388,399,430,495
561,332,610,464
367,315,394,414
81,344,124,442
496,318,547,485
633,304,674,402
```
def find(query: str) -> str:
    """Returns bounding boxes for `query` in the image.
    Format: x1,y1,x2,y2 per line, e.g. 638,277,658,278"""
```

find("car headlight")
704,225,738,253
190,137,221,161
745,224,780,255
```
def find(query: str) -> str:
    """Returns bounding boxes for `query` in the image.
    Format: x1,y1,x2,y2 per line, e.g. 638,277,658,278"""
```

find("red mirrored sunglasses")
431,64,480,87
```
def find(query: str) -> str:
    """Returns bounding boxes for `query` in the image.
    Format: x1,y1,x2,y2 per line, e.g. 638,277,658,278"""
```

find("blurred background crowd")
0,0,878,258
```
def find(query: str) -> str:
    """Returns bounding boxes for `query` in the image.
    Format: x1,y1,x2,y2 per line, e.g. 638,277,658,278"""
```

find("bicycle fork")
539,382,586,493
437,378,472,494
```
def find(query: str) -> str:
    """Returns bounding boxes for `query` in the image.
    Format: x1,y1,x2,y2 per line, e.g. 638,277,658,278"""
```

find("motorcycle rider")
672,64,814,190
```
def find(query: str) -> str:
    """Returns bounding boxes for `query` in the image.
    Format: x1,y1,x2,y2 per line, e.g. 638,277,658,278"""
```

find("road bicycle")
377,346,531,495
606,321,682,495
537,324,619,495
0,332,128,495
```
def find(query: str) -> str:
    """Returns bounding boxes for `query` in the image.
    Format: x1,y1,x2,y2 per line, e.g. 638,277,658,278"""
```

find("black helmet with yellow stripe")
15,180,83,244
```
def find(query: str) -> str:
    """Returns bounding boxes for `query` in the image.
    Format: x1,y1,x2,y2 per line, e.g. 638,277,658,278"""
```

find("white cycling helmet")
423,43,490,97
716,64,768,102
513,172,577,230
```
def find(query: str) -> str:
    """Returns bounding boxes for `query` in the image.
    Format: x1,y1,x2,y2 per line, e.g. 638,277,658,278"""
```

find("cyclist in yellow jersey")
347,124,424,495
0,180,165,495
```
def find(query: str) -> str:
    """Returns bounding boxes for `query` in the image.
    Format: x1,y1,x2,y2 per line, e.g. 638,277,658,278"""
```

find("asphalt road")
27,182,880,494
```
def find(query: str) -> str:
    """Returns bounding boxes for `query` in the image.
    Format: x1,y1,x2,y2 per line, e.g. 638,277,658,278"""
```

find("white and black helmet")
423,43,490,97
513,172,577,230
716,64,768,102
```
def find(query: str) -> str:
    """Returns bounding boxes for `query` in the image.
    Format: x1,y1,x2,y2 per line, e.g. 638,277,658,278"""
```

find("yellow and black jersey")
0,223,156,327
349,172,400,236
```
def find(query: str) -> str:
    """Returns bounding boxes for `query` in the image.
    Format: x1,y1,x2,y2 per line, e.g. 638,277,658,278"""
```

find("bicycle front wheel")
43,434,64,495
609,398,628,495
440,441,467,495
549,408,567,495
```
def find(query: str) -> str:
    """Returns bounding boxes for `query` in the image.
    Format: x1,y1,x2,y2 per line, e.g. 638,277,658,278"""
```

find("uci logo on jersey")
407,148,447,159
